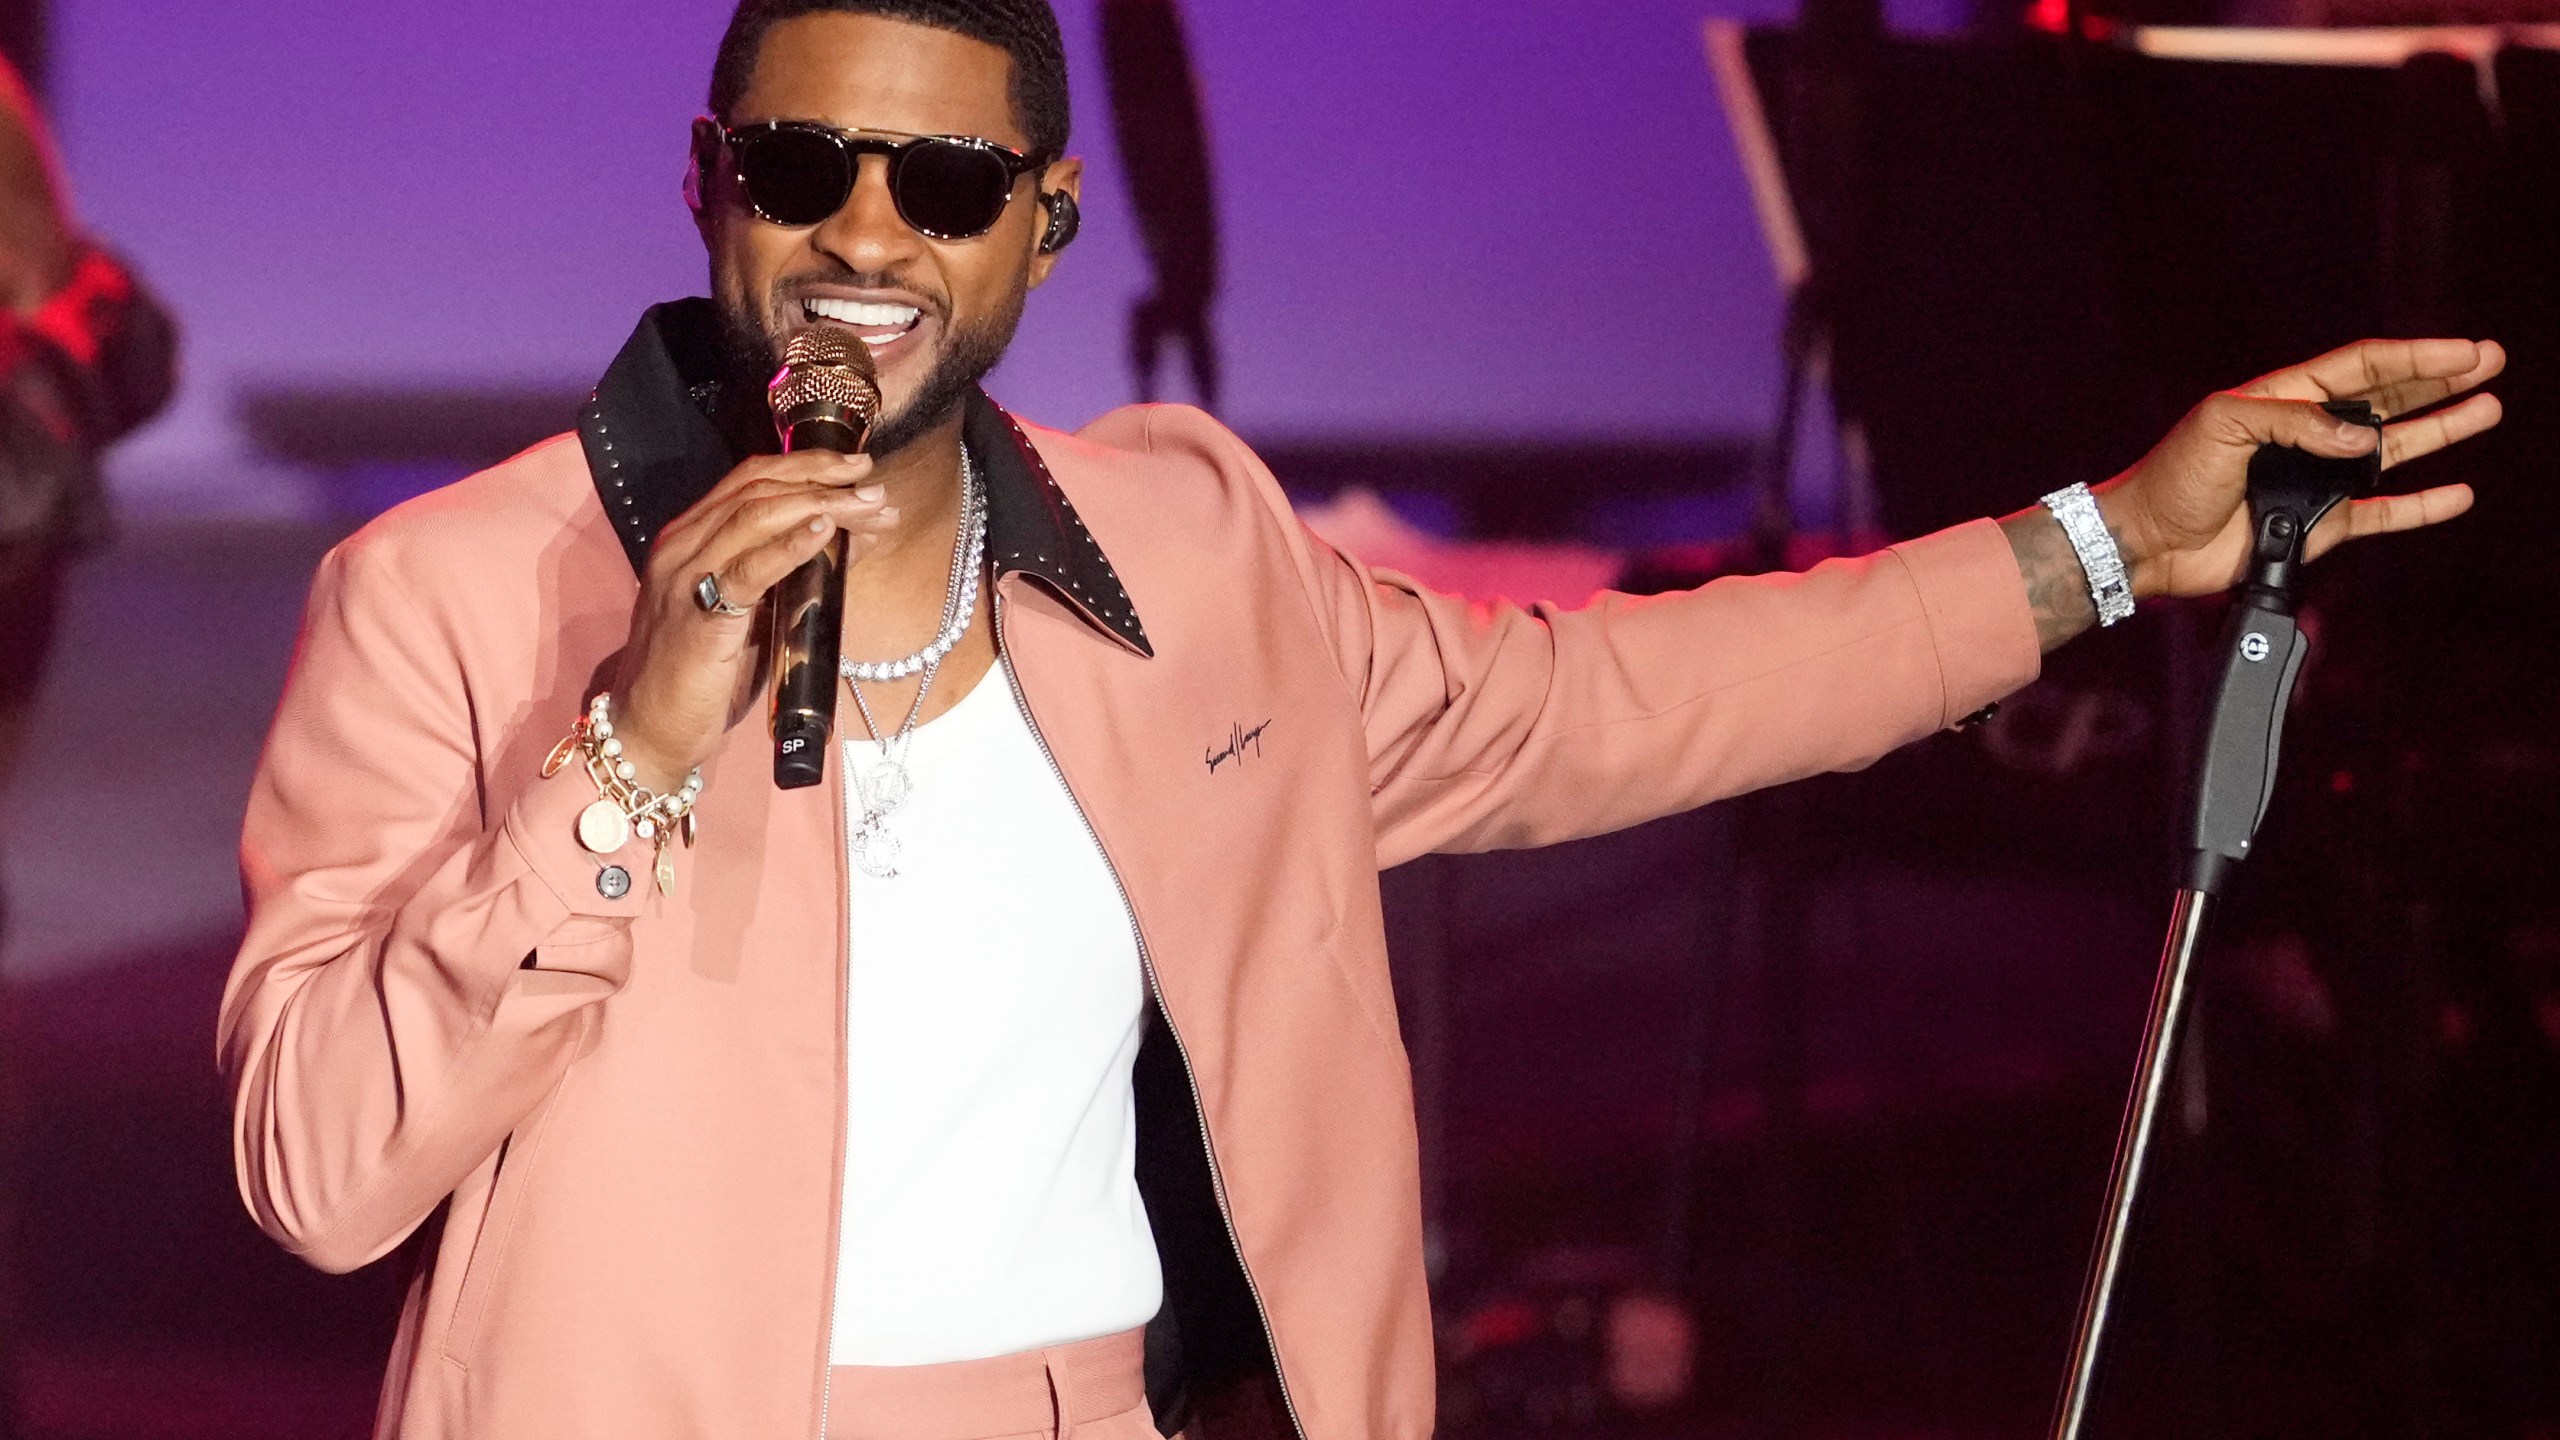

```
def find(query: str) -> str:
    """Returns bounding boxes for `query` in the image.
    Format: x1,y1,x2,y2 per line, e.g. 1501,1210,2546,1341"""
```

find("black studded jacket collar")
578,299,1151,659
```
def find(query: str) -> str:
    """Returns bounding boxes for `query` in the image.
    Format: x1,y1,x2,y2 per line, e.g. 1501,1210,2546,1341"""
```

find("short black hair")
710,0,1071,157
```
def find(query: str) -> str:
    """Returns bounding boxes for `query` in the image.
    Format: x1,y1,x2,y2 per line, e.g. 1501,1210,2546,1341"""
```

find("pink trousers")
826,1328,1158,1440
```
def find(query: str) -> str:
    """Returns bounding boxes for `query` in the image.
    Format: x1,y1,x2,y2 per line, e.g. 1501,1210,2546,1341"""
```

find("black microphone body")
767,332,880,790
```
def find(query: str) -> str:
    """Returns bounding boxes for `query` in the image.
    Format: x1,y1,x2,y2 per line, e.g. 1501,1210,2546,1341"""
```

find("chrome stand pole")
2049,886,2213,1440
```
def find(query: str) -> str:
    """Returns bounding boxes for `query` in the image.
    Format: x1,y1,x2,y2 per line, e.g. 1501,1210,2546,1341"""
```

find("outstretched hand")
2103,338,2504,596
2006,339,2506,650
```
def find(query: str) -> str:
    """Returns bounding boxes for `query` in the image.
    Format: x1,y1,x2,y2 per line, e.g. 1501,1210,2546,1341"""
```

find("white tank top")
827,667,1162,1365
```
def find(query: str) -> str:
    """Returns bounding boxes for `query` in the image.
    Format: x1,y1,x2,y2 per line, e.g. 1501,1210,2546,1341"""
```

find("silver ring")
693,573,751,618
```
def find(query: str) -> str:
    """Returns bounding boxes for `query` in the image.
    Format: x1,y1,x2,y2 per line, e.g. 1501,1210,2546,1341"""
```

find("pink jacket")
222,304,2040,1438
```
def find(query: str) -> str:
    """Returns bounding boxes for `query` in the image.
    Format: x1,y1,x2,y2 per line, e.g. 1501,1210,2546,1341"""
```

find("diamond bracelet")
2039,482,2136,628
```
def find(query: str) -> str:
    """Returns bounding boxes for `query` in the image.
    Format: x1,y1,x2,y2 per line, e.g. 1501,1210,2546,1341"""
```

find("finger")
655,467,885,571
2379,389,2504,470
2304,482,2476,562
705,474,890,531
2242,338,2504,416
2242,337,2489,403
716,508,900,609
654,453,875,554
741,449,876,492
696,491,894,577
2358,338,2505,419
2199,393,2382,459
715,517,848,610
688,453,875,524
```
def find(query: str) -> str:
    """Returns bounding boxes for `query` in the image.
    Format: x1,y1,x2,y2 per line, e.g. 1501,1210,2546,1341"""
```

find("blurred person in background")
0,46,175,1440
0,56,175,849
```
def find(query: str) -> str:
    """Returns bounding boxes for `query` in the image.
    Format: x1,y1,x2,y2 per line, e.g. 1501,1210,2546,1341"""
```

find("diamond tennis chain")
840,448,986,879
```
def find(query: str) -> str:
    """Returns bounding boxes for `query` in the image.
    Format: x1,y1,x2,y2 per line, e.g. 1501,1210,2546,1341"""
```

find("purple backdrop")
50,0,1955,503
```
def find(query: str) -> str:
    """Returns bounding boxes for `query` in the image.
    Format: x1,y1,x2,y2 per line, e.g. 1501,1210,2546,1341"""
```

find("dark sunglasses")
711,119,1055,239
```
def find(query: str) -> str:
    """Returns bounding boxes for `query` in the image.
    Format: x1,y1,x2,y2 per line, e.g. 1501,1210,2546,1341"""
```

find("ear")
1028,157,1084,290
686,119,722,243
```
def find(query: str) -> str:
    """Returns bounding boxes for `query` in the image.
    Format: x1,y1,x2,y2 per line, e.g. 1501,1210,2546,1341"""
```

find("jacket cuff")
500,763,655,924
1888,518,2043,729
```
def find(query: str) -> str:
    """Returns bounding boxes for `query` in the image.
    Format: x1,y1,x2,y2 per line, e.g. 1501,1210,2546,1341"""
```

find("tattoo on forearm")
2002,507,2098,654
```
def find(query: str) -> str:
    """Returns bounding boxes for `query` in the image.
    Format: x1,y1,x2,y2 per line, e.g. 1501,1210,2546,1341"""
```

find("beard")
715,273,1029,460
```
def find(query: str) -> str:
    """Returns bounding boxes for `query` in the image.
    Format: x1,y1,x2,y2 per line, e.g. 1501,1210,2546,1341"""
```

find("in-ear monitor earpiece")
1038,191,1082,255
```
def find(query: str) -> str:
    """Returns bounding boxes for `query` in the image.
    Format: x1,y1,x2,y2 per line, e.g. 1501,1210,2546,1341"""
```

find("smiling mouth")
802,297,923,348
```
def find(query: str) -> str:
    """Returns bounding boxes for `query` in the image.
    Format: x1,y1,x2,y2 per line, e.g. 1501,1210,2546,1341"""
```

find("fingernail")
2338,422,2375,447
808,517,828,534
855,484,886,502
879,506,900,522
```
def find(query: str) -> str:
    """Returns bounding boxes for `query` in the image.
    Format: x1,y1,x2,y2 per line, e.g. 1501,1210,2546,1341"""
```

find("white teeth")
804,297,920,329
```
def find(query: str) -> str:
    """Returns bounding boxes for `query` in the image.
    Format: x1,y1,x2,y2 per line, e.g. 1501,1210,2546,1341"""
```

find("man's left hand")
2007,338,2506,650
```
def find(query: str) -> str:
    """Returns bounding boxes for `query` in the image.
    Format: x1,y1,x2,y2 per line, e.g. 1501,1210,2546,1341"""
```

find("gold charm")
542,731,581,779
576,799,632,855
655,844,677,897
681,810,698,848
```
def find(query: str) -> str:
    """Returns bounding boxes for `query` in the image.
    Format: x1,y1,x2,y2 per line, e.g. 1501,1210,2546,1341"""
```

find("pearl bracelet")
542,694,703,898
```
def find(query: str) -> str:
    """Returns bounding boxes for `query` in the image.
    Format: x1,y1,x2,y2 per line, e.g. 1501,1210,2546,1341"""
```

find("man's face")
701,14,1079,455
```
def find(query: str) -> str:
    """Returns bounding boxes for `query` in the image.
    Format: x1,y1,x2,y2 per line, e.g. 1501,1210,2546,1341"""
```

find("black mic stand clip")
2049,398,2382,1440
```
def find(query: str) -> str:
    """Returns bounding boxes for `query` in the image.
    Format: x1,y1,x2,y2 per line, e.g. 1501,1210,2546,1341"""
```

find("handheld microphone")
767,328,882,790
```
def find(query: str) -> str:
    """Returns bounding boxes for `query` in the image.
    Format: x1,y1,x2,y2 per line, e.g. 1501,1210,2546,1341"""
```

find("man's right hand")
607,451,897,789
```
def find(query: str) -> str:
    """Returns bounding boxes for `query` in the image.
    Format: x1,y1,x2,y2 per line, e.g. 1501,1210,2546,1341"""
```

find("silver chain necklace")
841,448,985,682
841,450,987,880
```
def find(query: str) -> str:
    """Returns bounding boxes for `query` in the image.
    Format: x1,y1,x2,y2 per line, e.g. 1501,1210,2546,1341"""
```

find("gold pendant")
576,799,631,855
655,845,677,897
681,810,698,848
542,732,581,779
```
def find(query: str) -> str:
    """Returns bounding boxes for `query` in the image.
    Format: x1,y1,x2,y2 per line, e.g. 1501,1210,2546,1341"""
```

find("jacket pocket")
439,1070,575,1370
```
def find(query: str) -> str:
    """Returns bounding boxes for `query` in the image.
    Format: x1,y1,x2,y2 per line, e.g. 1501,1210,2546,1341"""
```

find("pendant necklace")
840,449,986,879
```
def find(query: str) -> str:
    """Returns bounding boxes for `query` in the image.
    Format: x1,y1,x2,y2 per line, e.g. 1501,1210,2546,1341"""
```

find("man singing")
219,2,2504,1436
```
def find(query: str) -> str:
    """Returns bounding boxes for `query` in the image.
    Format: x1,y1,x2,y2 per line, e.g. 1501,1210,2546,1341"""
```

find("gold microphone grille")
771,366,883,423
769,328,882,426
783,325,868,373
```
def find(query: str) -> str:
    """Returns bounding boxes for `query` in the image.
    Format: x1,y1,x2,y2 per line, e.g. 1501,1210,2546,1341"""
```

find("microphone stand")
2048,401,2383,1440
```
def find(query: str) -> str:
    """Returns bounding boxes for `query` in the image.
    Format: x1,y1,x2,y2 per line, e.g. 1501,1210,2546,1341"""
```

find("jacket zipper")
994,589,1310,1440
815,745,854,1440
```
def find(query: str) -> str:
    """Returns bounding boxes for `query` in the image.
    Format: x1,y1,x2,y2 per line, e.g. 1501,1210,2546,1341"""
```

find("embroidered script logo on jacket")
1206,720,1273,774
